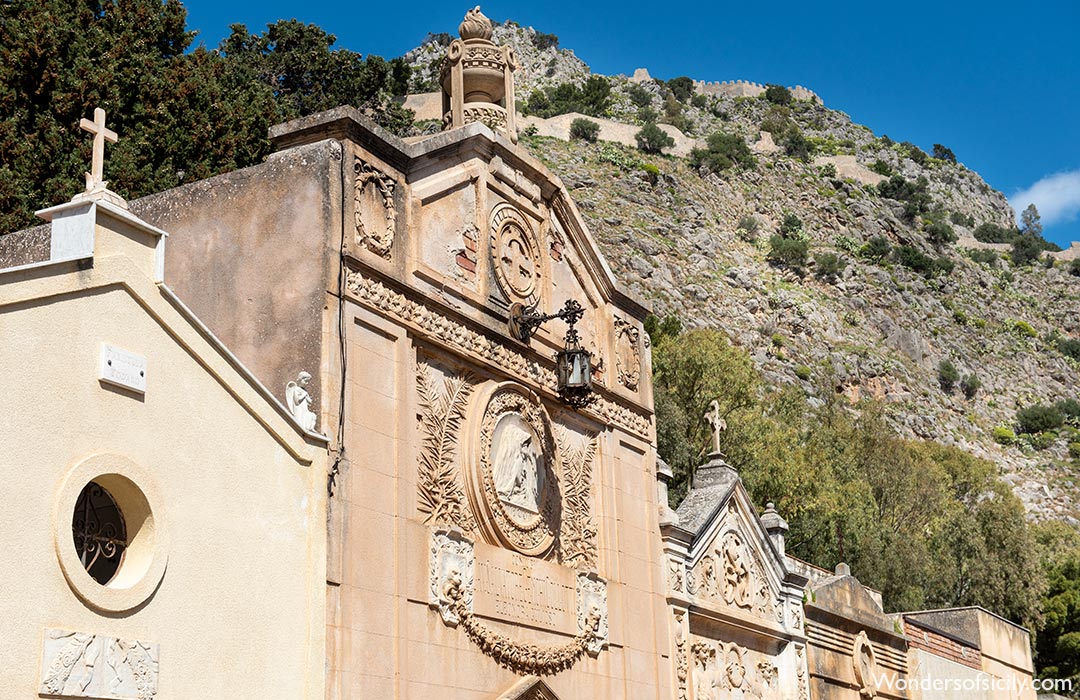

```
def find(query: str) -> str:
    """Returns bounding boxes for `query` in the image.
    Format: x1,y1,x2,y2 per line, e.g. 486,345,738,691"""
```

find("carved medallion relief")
354,159,396,259
466,383,559,556
852,630,879,699
490,205,542,303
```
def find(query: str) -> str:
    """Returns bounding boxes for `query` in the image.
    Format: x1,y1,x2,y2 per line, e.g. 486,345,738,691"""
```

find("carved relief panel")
691,638,777,700
39,629,159,700
688,529,778,620
613,315,641,391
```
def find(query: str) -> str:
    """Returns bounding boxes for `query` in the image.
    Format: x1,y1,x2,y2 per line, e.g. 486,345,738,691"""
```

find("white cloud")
1010,170,1080,226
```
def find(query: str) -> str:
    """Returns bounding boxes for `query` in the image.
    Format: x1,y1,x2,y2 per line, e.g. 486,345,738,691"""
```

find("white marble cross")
79,107,117,191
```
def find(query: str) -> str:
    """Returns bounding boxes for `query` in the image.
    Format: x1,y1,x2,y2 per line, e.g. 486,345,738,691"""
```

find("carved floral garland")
445,579,601,676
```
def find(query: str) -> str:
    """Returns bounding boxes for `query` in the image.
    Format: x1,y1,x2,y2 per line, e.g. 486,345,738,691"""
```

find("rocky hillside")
402,22,1080,523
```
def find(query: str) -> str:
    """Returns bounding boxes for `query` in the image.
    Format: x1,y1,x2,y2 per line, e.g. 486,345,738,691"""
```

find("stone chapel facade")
0,8,1040,700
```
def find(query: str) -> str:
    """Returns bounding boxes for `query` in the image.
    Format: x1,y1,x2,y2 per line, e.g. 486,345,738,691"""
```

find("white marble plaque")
39,628,159,699
98,344,147,394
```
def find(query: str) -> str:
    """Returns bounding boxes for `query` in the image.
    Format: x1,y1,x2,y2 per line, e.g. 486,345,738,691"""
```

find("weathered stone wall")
521,112,701,157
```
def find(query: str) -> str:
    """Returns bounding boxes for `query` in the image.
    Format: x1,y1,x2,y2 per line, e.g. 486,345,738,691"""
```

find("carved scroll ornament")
688,530,777,618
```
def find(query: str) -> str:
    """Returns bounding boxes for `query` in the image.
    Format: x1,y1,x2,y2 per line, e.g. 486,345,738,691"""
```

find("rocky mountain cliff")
402,22,1080,523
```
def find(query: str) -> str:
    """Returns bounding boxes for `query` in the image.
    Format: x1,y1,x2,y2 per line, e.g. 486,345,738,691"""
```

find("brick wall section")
903,619,982,670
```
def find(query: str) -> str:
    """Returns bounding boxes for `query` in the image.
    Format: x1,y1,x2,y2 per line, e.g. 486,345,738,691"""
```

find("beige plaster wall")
0,255,326,698
132,139,342,427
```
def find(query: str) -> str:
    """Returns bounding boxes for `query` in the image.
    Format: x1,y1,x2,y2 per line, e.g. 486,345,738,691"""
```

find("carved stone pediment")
496,675,562,700
685,490,785,627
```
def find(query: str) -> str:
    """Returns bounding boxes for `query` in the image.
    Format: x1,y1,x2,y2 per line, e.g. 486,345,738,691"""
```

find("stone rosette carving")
466,383,559,556
416,362,475,530
40,629,159,699
576,572,609,656
354,159,396,259
344,270,651,438
556,426,598,570
490,204,542,303
429,529,475,626
428,529,607,675
853,630,879,698
613,316,641,390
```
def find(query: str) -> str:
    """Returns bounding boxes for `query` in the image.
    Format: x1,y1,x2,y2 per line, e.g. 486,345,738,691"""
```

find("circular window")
72,481,127,585
54,454,168,612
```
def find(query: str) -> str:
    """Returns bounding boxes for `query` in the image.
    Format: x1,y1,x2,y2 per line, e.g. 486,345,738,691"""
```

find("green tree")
764,84,793,105
569,117,600,142
1033,522,1080,685
666,76,694,102
635,123,675,154
1021,203,1044,238
0,2,412,233
651,328,760,503
689,131,754,173
768,236,809,271
932,143,957,163
938,359,960,392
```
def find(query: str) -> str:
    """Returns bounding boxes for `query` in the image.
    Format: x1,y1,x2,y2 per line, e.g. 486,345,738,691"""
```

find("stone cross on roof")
80,107,117,192
704,399,727,455
73,107,127,209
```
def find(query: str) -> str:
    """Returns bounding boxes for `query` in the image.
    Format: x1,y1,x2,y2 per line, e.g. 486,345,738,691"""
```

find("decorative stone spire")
72,106,127,209
760,502,789,556
440,6,518,142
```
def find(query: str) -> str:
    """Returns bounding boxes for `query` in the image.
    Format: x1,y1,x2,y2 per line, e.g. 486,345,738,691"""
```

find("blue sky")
181,0,1080,247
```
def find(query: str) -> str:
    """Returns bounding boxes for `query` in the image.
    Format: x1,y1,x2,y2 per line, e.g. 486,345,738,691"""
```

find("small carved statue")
286,371,317,431
704,399,726,455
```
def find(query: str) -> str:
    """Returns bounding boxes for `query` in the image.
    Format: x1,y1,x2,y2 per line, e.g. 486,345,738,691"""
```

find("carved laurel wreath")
354,160,396,259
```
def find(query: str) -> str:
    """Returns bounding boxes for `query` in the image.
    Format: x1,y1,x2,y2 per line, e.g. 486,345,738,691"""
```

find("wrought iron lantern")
509,299,595,407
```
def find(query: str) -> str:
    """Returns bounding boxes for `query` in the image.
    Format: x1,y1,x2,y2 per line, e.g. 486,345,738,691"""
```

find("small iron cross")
79,107,118,191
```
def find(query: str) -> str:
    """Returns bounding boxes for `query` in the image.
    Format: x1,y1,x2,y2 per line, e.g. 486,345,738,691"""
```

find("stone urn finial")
459,6,493,41
440,6,517,142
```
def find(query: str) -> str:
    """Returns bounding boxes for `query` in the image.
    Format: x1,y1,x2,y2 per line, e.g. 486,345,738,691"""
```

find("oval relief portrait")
492,413,545,517
466,383,559,556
